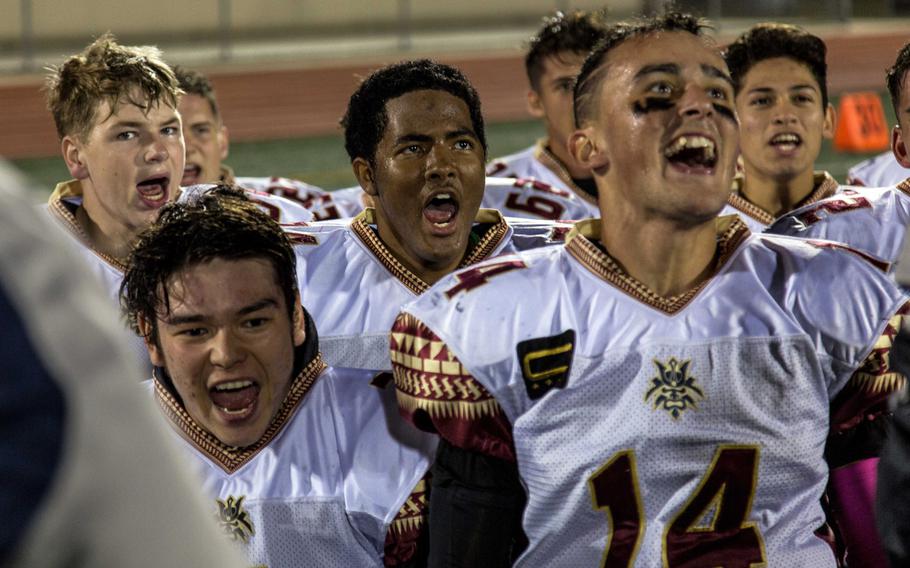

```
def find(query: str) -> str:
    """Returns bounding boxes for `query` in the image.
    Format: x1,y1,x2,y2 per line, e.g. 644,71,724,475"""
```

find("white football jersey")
486,139,600,218
45,181,149,368
767,183,910,273
152,357,435,568
235,176,362,221
481,176,598,220
720,171,839,232
847,151,909,187
45,180,315,368
288,208,568,371
392,217,908,567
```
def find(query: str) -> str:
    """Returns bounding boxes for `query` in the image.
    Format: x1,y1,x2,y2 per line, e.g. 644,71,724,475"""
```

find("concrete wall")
0,0,644,44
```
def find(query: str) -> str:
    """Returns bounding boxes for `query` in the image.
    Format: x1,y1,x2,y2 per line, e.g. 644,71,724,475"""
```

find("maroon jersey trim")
154,355,327,474
352,208,510,295
726,171,839,225
566,216,750,314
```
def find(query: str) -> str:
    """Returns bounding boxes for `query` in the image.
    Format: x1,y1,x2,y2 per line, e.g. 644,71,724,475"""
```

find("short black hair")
573,11,711,127
525,10,609,91
341,59,487,165
174,65,220,120
121,184,297,347
724,23,829,107
887,42,910,117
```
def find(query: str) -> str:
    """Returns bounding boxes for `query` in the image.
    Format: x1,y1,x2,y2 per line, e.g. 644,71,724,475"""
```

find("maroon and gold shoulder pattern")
831,301,910,432
383,474,430,566
391,312,516,461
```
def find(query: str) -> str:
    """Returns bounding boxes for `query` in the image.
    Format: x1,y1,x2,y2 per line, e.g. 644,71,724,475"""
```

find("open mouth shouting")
181,163,203,186
136,174,172,208
663,134,718,175
423,190,461,236
209,379,261,422
768,132,802,155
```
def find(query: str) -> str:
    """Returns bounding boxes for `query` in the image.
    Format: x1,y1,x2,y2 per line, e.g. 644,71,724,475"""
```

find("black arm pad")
427,439,528,567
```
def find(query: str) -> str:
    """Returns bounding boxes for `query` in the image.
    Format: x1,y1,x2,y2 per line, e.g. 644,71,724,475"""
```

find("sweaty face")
179,93,228,186
736,57,832,183
583,31,739,223
146,258,305,448
892,72,910,168
365,89,485,274
66,95,184,235
530,51,588,161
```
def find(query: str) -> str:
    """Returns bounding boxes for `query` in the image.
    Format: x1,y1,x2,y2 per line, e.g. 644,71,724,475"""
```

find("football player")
289,60,567,563
291,59,567,373
175,66,360,220
848,49,910,187
768,40,910,274
43,37,312,366
391,12,909,566
0,162,247,568
485,10,607,219
120,186,434,567
721,23,839,232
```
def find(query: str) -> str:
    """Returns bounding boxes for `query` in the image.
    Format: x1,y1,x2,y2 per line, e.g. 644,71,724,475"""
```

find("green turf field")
11,94,899,195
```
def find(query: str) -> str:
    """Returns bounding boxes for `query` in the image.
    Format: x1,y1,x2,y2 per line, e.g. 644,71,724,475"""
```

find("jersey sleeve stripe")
391,312,516,461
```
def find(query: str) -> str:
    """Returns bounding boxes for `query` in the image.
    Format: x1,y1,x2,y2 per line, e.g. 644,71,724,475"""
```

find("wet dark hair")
174,65,221,120
120,184,297,347
525,10,609,91
887,42,910,117
341,59,487,165
724,23,829,107
573,11,711,127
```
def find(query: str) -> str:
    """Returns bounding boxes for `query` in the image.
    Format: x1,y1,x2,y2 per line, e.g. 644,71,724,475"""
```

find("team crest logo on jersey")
516,329,575,400
215,495,255,542
644,358,704,419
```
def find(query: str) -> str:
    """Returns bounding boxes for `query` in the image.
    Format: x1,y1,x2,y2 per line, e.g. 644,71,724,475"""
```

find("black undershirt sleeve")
427,439,528,567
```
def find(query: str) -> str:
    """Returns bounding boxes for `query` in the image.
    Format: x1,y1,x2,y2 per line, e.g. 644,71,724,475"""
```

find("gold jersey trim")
391,312,501,421
896,178,910,197
849,304,910,396
154,355,327,474
47,180,128,272
726,171,839,225
533,138,599,206
389,477,428,536
565,216,750,314
351,207,510,295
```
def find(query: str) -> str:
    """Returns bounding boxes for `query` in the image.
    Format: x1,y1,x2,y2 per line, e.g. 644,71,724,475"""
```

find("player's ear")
527,89,545,119
137,315,166,368
892,125,910,168
218,124,230,160
291,293,306,347
569,127,609,174
62,135,89,179
822,102,836,140
352,157,378,197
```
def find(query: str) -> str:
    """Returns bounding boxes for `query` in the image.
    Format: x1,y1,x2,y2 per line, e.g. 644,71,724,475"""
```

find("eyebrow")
701,65,734,86
549,75,576,84
163,298,279,326
746,83,819,96
394,133,433,146
394,128,477,146
108,116,180,129
634,63,679,80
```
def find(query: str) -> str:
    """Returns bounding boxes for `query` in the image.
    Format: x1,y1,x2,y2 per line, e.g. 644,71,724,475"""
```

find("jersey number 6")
587,445,765,567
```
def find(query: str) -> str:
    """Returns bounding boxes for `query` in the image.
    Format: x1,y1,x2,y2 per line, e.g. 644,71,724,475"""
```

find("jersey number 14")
588,445,765,567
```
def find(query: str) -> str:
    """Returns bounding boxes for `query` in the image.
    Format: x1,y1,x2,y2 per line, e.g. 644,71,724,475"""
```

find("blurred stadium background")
2,0,909,194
